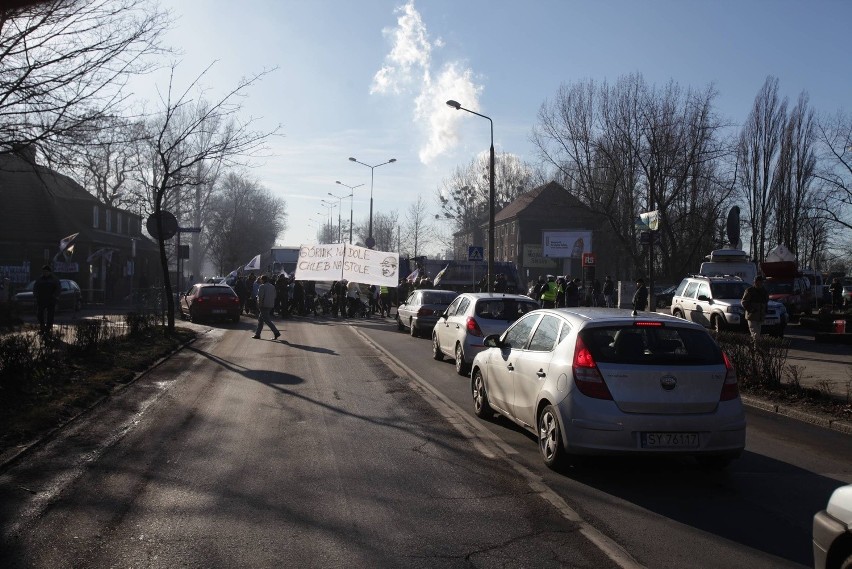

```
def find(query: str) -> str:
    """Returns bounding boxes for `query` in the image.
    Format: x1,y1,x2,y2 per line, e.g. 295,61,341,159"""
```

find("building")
453,181,632,291
0,152,160,303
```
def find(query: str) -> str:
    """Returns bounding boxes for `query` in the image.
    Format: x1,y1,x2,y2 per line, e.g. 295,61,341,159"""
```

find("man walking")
632,278,648,312
742,275,769,339
252,275,281,340
603,276,615,308
33,264,60,335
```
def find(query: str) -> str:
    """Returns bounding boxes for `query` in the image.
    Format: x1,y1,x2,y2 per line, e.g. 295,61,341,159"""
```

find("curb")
741,394,852,435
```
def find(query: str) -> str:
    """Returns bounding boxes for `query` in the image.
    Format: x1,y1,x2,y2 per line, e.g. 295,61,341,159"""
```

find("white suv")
670,275,786,336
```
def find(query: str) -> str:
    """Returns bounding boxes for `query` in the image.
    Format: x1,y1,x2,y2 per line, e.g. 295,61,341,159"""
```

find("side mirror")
697,294,710,302
483,334,503,348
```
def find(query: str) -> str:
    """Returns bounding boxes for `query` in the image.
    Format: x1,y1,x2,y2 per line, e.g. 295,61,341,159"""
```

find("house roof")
494,181,589,222
0,153,156,252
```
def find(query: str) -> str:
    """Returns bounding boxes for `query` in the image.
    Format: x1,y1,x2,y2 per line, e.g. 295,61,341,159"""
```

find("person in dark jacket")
565,278,580,307
234,276,249,314
742,275,769,338
603,276,615,308
632,278,648,312
33,264,60,335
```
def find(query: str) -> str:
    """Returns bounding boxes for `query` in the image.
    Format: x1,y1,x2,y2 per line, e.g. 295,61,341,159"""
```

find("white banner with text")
294,243,400,287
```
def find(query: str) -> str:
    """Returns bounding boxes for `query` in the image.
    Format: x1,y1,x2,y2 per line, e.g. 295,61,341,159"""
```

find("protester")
742,275,769,339
540,275,558,308
555,276,566,307
603,276,615,308
252,275,281,340
33,264,60,335
274,274,289,317
632,278,648,311
234,275,249,314
565,278,579,308
379,285,391,318
346,280,361,317
829,277,843,310
592,279,602,307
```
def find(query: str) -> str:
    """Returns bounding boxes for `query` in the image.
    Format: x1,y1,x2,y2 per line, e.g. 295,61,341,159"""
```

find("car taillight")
572,336,612,400
417,307,434,317
720,351,739,401
194,297,205,303
466,317,484,337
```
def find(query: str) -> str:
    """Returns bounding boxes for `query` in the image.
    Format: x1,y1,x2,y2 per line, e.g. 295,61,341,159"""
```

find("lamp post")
446,99,495,293
327,191,352,244
348,157,396,248
334,181,363,244
319,201,337,243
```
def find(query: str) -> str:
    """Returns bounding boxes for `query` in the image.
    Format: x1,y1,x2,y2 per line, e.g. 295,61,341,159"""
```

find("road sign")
146,211,177,240
468,246,484,261
582,252,596,267
365,236,376,249
179,227,202,233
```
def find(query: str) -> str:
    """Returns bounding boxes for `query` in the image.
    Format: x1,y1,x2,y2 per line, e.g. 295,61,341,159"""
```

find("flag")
244,254,261,271
639,210,660,231
405,268,419,283
59,233,78,253
433,263,450,286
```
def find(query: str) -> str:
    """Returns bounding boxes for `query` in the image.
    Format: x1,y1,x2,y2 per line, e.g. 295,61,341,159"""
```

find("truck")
698,249,757,284
759,260,814,320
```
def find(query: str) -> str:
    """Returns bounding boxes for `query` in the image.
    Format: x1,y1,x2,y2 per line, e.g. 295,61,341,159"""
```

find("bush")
716,331,789,389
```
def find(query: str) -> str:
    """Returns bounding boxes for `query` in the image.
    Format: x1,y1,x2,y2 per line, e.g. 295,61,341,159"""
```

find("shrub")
716,332,789,389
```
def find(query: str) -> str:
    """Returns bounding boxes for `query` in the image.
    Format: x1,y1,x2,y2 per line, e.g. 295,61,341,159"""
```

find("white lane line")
350,326,646,569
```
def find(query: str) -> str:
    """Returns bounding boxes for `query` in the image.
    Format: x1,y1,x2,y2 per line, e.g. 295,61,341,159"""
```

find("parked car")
655,285,677,309
396,289,459,337
14,279,83,311
670,275,786,336
764,275,813,320
470,307,746,470
813,483,852,569
432,292,539,375
179,284,241,323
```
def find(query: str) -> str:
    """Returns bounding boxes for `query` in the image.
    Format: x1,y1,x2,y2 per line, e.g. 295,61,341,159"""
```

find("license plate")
212,309,226,314
764,318,779,325
642,432,699,448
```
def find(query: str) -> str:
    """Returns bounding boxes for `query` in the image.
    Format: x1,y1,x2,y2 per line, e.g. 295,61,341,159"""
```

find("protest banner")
294,243,399,287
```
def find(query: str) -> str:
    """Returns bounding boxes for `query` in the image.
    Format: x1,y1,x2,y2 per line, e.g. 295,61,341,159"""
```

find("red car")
180,284,241,323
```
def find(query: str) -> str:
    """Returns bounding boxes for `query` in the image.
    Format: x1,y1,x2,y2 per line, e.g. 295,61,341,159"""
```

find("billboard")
542,231,592,258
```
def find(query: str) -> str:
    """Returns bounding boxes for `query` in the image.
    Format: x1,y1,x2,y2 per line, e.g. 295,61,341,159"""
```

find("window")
579,325,722,366
528,315,561,352
502,314,540,349
105,209,112,232
92,205,99,228
683,281,699,298
455,297,471,316
116,213,123,234
697,282,710,299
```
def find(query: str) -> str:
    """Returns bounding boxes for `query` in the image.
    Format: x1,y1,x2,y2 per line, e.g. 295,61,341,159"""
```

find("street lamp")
348,156,396,248
334,181,364,244
446,99,495,293
319,201,337,243
327,191,352,244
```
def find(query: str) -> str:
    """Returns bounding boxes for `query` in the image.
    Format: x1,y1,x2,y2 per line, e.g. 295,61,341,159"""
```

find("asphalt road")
0,318,618,568
2,313,851,568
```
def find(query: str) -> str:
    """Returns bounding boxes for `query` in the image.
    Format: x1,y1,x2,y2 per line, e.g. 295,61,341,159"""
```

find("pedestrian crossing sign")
468,246,484,261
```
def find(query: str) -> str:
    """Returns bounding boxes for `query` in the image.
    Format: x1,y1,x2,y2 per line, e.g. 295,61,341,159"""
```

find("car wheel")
432,334,443,361
188,307,198,323
409,319,418,337
472,369,492,419
454,343,470,376
673,308,684,319
538,405,566,470
712,315,725,334
840,553,852,569
396,315,404,331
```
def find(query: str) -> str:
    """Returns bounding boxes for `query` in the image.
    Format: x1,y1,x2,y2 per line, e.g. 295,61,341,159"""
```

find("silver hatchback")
432,292,539,376
470,307,746,470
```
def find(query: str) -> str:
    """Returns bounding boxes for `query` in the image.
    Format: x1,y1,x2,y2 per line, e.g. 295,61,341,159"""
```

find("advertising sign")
582,253,596,267
522,244,558,268
542,231,592,258
295,243,399,287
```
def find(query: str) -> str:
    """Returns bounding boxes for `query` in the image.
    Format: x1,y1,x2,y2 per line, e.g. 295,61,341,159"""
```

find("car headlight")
727,306,743,315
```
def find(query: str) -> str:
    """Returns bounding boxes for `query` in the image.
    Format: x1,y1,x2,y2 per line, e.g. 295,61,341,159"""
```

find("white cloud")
372,1,483,165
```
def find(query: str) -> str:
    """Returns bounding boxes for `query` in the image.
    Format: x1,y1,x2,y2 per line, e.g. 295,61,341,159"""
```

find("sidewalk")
784,327,852,401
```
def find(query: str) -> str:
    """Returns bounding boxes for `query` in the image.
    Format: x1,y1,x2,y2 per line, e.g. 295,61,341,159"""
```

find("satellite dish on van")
725,206,740,248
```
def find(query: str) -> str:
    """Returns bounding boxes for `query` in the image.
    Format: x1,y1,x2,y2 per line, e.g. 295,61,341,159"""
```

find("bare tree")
207,172,286,274
135,63,279,331
400,195,433,258
0,0,170,162
813,109,852,232
532,73,732,280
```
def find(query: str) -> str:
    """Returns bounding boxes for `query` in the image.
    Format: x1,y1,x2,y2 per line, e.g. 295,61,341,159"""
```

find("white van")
698,249,757,284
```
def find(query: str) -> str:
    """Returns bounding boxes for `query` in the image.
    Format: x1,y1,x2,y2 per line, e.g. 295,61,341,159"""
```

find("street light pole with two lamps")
348,157,396,248
446,99,495,293
334,180,364,244
319,200,337,243
327,190,353,244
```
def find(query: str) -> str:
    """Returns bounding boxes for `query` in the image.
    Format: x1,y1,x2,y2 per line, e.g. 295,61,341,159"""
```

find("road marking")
350,326,646,569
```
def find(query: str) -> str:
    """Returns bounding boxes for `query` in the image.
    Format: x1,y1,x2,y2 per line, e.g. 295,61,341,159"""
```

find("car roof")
460,292,535,301
541,307,706,329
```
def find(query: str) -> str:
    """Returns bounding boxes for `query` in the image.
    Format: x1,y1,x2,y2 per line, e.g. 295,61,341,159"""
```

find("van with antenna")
698,249,757,284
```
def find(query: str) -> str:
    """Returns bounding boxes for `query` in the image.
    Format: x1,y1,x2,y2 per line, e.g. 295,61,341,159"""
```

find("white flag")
244,254,261,271
59,232,79,253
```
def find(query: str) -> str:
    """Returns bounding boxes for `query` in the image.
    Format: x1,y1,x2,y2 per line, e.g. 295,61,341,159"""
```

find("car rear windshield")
475,299,539,321
200,286,236,297
421,291,458,304
579,324,722,366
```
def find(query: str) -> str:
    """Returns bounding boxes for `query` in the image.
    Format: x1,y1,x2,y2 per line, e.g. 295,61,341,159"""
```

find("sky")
147,0,852,252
